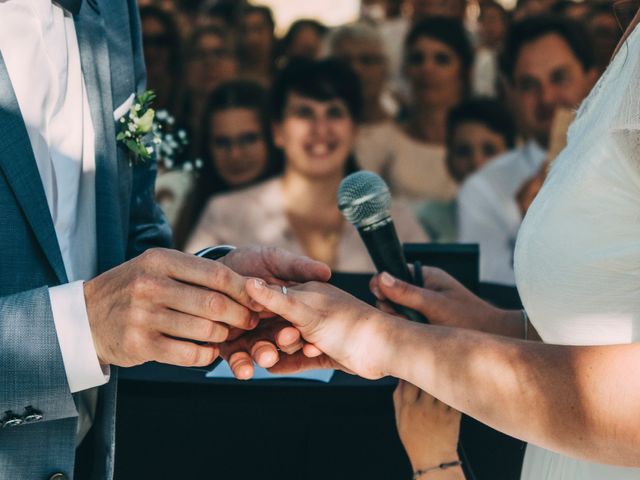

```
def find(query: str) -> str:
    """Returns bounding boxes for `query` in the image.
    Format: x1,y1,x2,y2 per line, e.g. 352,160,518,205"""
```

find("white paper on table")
205,361,334,383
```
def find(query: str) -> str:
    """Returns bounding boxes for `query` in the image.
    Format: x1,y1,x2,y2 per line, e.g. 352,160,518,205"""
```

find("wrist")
368,312,406,378
382,315,425,379
82,279,107,365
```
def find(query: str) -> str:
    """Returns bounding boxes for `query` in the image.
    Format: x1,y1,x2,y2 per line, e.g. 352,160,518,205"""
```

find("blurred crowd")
140,0,622,283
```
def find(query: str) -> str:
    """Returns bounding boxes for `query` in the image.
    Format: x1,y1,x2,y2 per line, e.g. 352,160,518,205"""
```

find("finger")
275,326,304,354
250,340,279,368
261,247,332,284
377,272,434,317
369,275,388,301
302,343,323,357
400,380,421,403
393,380,405,409
245,279,316,329
154,311,230,343
153,336,219,367
267,351,337,374
146,249,256,309
228,350,254,380
162,278,258,330
421,267,459,291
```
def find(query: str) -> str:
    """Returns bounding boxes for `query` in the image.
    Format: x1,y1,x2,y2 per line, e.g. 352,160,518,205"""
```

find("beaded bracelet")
412,460,462,479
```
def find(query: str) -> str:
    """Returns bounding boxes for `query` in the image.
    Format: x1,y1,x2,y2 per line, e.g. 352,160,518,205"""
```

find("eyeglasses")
211,132,262,151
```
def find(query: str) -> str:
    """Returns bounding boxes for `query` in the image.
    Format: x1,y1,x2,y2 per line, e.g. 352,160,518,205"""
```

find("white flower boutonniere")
116,90,158,165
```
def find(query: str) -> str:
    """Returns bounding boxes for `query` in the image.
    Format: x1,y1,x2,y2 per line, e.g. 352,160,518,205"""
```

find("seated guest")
173,80,281,249
185,59,427,271
458,16,596,285
277,19,328,66
237,4,277,87
179,25,238,157
416,98,516,242
472,0,510,98
357,17,472,203
328,23,399,157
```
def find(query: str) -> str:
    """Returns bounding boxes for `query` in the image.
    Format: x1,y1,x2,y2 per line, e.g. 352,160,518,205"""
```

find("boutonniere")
116,90,160,165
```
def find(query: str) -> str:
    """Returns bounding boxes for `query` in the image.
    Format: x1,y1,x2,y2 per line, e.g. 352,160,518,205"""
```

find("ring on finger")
281,285,288,295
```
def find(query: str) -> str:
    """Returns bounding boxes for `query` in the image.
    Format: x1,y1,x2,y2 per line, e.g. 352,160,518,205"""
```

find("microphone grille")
337,171,392,227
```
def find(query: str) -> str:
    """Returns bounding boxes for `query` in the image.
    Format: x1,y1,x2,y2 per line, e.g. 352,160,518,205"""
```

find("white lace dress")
513,23,640,480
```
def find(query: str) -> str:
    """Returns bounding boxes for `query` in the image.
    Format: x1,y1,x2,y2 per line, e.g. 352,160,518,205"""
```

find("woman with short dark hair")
185,59,427,271
356,17,473,203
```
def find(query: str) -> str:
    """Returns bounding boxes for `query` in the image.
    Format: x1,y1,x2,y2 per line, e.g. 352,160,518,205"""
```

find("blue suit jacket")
0,1,171,478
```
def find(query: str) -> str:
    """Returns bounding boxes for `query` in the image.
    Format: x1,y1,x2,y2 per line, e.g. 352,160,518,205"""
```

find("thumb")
377,272,434,317
245,279,317,331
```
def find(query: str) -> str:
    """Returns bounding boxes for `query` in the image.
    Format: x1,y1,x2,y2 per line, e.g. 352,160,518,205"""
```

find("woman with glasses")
179,25,238,157
185,59,427,271
173,80,281,249
355,17,473,204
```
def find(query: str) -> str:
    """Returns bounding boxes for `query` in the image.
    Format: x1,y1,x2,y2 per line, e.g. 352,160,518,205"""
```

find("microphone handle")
358,219,429,324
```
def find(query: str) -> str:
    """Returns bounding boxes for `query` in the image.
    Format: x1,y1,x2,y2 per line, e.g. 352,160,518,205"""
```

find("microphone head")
337,171,392,228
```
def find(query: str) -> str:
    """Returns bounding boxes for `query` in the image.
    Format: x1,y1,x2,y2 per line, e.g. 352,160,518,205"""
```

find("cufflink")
1,410,24,428
23,406,44,423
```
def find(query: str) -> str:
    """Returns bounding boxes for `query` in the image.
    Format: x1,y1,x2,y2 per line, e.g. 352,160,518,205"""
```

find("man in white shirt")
457,15,597,285
0,1,329,478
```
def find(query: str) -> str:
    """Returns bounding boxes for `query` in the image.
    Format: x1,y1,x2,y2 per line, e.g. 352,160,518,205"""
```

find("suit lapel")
75,1,126,273
0,53,68,284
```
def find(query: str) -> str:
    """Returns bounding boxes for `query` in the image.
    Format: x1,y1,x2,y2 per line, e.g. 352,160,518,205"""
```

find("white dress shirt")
0,0,108,442
457,141,546,285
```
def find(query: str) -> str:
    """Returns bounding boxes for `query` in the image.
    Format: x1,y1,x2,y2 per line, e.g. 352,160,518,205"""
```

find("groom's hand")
84,248,260,368
219,245,331,285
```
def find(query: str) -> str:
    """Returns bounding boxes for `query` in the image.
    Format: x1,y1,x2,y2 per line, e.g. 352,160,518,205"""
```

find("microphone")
337,171,428,324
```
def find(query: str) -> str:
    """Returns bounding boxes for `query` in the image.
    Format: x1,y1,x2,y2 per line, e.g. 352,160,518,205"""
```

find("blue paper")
205,361,334,383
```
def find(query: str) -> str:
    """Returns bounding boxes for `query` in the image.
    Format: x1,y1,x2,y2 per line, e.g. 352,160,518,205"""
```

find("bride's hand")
245,279,402,379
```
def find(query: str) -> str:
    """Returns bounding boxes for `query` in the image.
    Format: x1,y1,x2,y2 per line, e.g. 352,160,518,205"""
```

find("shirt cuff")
49,281,110,393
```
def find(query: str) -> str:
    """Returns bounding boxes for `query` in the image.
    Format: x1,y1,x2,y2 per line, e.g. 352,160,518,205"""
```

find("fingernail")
253,278,264,289
381,272,395,287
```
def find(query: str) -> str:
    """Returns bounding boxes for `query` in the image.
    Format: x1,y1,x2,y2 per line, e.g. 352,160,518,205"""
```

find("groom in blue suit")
0,1,329,478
